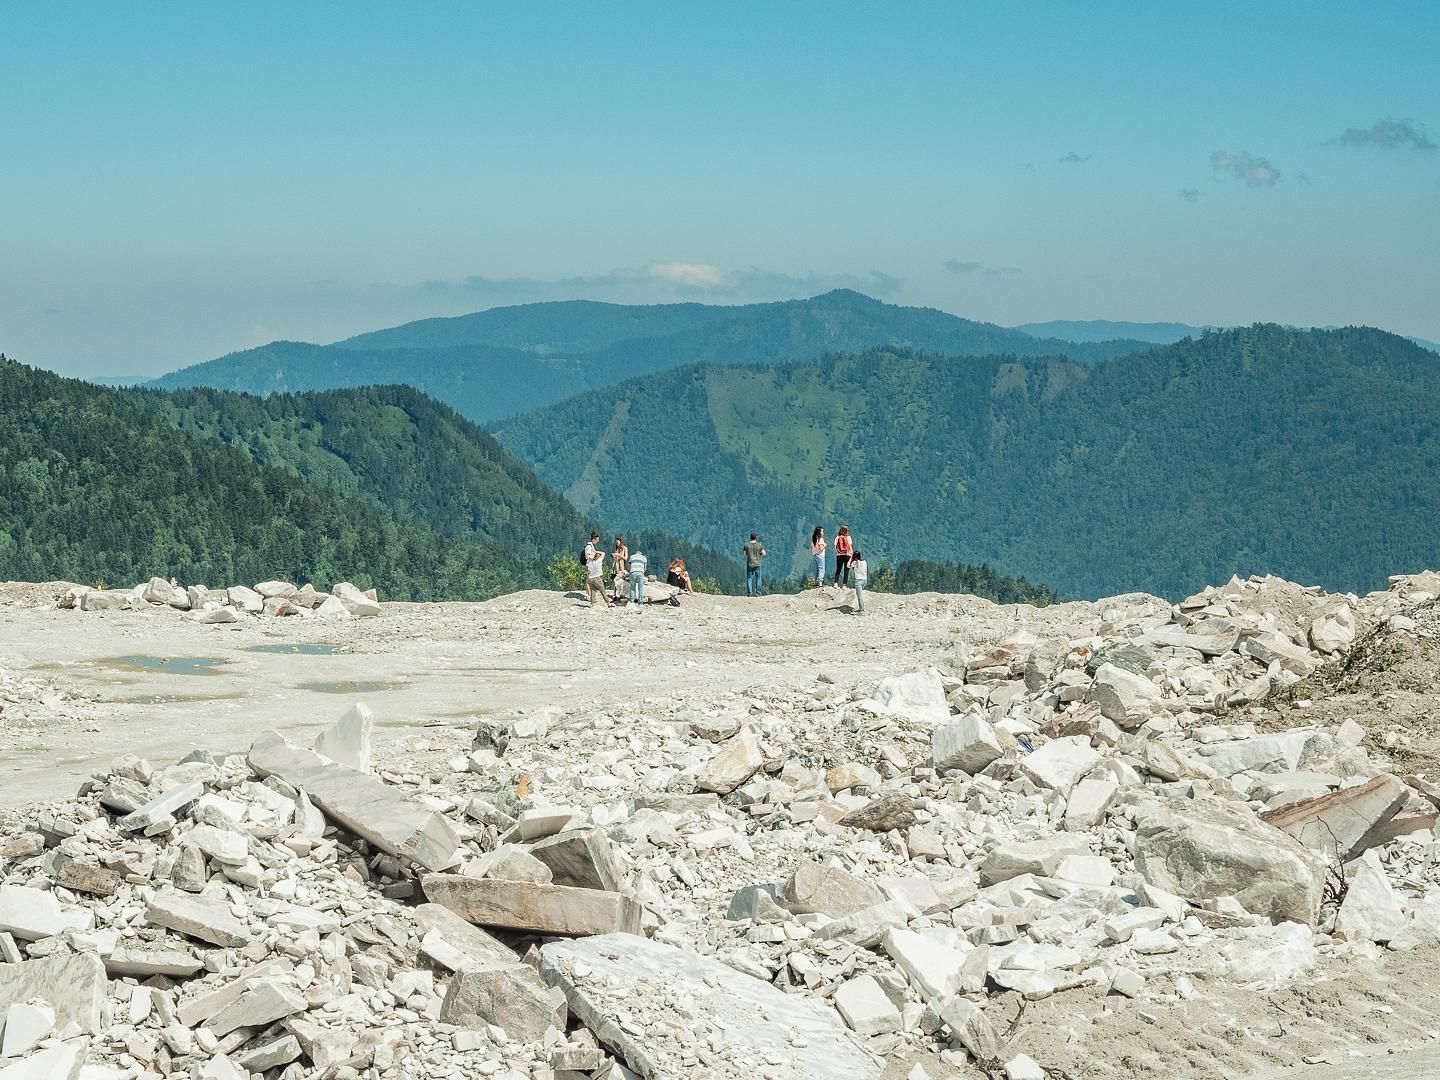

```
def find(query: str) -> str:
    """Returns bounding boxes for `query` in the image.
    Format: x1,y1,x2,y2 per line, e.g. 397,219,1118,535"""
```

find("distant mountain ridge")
1015,318,1440,354
495,324,1440,599
149,291,1151,424
1012,319,1219,344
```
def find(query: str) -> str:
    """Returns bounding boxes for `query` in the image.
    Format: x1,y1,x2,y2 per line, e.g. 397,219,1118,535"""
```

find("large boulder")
1133,797,1326,926
868,671,949,727
330,582,381,617
1085,663,1163,729
931,714,1003,774
1309,606,1356,655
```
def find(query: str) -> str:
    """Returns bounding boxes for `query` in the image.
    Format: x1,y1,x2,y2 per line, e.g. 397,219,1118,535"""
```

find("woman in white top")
851,549,869,614
810,526,826,587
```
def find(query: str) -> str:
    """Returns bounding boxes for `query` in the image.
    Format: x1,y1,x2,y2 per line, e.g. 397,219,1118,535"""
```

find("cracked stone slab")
538,933,878,1080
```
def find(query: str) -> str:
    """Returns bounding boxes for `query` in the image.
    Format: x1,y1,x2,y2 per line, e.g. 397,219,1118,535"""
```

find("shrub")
547,554,586,591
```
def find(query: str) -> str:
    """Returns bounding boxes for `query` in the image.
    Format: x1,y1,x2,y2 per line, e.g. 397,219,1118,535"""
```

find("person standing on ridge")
851,549,869,614
833,525,853,586
611,536,629,603
583,533,610,607
810,526,827,587
627,546,648,608
742,533,766,596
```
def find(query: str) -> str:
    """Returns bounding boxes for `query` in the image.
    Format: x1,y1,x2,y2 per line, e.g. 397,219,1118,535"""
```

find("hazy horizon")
3,2,1437,378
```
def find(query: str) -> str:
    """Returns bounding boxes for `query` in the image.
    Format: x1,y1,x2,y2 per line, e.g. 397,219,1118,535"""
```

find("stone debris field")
4,571,1440,1079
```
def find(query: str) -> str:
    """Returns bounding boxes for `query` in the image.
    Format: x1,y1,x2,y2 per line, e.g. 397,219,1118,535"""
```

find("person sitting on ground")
667,558,693,592
611,536,629,602
627,547,648,607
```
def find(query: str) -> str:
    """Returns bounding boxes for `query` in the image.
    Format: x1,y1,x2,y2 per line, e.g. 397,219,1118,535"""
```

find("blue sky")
2,2,1437,376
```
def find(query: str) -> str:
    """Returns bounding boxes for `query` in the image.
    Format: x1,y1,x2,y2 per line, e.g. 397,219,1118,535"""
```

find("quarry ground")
5,580,1440,1080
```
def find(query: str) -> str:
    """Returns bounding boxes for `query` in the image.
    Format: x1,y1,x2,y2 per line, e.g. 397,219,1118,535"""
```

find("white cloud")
645,262,726,287
1331,118,1435,151
1211,150,1281,187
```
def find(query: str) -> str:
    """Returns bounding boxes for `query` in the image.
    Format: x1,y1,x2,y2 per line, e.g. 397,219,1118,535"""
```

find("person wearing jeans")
810,525,826,586
742,533,766,596
627,549,648,606
851,550,869,614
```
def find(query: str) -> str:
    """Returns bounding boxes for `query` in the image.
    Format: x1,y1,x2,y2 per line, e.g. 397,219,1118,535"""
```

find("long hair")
838,524,849,536
811,525,824,545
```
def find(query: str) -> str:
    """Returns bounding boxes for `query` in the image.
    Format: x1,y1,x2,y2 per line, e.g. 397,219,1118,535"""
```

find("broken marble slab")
539,934,879,1080
145,891,249,949
115,781,205,833
247,732,460,872
0,885,93,942
528,827,627,892
421,875,643,937
314,702,374,774
0,1038,87,1080
413,903,519,970
1259,773,1408,862
0,954,106,1035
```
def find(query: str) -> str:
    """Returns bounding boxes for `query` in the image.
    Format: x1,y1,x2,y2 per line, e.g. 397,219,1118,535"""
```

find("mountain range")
149,291,1150,424
495,324,1440,599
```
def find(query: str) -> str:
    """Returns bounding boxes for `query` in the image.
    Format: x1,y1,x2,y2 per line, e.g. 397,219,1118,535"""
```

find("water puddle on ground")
296,680,403,694
104,655,228,676
246,644,338,656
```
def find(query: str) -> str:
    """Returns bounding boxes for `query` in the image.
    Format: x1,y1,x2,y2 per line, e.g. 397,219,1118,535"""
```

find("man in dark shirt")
742,533,766,597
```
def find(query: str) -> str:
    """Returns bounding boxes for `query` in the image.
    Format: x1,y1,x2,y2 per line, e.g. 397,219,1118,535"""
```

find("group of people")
806,524,870,612
581,533,691,610
579,525,870,614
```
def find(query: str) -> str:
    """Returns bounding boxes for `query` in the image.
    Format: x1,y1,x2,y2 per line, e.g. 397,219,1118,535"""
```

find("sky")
2,2,1437,378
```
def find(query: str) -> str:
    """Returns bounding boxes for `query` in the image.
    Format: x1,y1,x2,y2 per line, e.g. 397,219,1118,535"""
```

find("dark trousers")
833,554,851,585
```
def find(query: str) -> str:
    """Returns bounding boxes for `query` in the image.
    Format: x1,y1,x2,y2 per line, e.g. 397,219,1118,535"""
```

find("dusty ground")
5,580,1440,1080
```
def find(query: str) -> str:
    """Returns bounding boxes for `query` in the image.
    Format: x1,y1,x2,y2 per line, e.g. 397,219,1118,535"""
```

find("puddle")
104,655,228,677
296,681,403,694
247,644,338,656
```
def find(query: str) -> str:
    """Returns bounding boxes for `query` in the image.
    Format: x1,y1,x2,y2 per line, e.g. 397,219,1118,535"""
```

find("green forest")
497,325,1440,599
0,358,547,599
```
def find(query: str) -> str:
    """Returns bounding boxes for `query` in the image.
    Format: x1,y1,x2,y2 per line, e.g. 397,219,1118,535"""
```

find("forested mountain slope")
149,291,1148,424
0,358,543,598
130,384,743,586
495,326,1440,599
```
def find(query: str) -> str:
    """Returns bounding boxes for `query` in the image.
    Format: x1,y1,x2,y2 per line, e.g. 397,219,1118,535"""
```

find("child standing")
851,550,869,614
810,526,827,586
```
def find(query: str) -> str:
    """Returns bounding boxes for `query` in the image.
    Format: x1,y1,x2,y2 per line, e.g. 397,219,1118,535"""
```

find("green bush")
548,553,587,591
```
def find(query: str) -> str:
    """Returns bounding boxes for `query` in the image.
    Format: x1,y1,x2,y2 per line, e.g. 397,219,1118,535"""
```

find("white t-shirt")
586,555,605,579
852,559,869,585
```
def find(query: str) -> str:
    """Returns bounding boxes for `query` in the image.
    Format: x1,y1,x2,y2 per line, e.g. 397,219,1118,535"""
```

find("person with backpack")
627,547,648,607
741,533,766,596
582,533,610,607
810,526,827,587
851,549,869,614
833,525,854,586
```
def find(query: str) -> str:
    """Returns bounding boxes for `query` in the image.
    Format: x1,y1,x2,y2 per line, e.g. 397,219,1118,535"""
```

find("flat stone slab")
422,875,642,937
104,944,205,978
539,934,879,1080
1260,774,1409,862
146,891,249,948
248,732,460,872
0,954,106,1035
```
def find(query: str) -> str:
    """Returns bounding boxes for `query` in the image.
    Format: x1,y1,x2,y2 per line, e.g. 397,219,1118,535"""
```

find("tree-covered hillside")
495,326,1440,599
150,291,1148,424
130,384,745,588
0,357,559,598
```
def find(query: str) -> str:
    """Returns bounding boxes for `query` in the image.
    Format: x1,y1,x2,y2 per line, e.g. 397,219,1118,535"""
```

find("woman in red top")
833,525,854,585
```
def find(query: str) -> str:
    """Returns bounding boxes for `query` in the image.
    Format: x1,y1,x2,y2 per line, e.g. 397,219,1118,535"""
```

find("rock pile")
4,571,1440,1078
58,581,381,622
